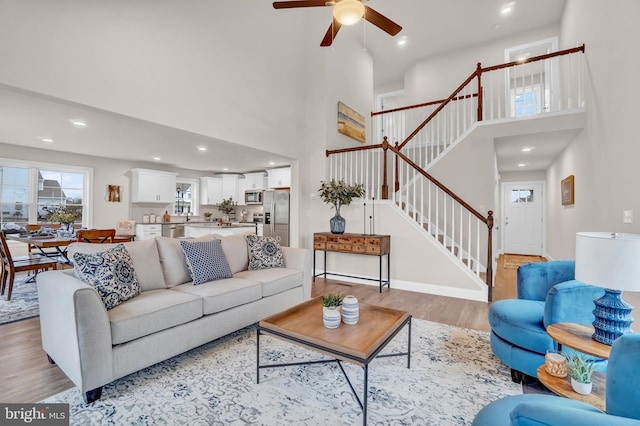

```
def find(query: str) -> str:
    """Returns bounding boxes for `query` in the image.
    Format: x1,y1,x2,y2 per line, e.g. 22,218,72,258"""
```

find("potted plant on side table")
568,353,597,395
318,180,365,234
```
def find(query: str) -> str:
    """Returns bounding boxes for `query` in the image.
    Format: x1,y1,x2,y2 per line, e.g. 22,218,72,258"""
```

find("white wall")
546,0,640,259
0,0,309,157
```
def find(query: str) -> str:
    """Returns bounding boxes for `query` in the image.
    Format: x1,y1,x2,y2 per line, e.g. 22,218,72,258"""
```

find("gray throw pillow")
246,235,285,270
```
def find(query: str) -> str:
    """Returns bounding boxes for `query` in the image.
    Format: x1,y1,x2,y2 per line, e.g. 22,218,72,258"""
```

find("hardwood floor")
0,254,520,403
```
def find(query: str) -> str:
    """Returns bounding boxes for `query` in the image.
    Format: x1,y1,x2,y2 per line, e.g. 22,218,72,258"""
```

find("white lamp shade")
333,0,365,26
575,232,640,292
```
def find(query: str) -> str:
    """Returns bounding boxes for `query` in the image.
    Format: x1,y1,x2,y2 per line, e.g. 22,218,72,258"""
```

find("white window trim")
0,157,94,228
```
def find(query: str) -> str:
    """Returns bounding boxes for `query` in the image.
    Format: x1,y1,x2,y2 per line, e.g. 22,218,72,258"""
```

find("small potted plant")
568,353,597,395
318,179,365,234
203,211,213,222
47,207,78,232
218,197,236,223
321,293,343,329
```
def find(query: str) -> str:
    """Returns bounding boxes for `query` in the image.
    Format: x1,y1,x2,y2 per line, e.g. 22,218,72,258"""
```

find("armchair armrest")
281,247,312,300
511,402,638,426
518,260,576,301
37,270,113,392
543,280,604,328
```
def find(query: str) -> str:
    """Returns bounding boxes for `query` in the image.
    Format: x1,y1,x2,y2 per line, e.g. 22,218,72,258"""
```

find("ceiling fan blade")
320,18,342,47
364,6,402,36
273,0,329,9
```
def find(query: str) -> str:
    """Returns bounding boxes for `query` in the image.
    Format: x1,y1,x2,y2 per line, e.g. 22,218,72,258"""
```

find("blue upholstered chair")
489,260,604,382
473,333,640,425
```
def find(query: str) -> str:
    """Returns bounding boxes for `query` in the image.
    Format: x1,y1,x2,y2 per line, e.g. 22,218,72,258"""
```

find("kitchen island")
184,223,257,238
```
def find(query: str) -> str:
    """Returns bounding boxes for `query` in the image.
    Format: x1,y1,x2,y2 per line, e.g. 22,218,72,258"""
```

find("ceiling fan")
272,0,402,47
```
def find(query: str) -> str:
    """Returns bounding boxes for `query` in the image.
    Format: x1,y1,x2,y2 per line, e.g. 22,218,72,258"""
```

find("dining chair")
76,229,116,244
26,223,61,256
0,231,58,301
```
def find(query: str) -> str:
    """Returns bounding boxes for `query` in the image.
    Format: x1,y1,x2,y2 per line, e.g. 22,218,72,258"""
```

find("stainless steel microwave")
245,190,263,205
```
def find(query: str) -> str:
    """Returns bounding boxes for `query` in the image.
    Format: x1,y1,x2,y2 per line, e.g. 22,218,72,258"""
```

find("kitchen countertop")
138,221,257,226
184,223,257,229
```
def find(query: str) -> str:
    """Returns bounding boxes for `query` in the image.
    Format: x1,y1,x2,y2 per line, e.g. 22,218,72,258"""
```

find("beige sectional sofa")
37,233,311,403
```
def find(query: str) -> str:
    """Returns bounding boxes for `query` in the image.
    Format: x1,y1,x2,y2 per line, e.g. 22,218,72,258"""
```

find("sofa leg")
510,369,523,383
46,354,56,365
83,387,103,404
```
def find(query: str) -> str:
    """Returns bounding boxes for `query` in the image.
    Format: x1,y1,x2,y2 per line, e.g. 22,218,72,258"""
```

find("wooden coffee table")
257,296,412,425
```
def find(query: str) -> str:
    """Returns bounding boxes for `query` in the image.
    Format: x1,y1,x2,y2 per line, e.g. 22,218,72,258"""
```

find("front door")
503,182,544,255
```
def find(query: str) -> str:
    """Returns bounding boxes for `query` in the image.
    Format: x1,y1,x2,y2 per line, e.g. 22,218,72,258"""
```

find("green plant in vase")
318,179,365,234
218,197,236,222
47,207,78,232
568,354,597,395
203,211,213,222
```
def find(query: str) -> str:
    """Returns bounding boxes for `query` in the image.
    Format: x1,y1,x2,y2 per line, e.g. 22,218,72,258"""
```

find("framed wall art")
337,101,366,143
561,175,574,205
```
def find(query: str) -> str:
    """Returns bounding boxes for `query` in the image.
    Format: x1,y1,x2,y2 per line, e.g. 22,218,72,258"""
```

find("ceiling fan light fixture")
333,0,364,26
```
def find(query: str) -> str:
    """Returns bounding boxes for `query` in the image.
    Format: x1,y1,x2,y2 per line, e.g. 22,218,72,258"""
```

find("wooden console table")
313,232,390,293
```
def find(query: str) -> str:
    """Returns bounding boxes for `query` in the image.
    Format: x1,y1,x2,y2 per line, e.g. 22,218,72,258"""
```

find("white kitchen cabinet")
135,224,162,241
219,174,240,202
131,168,178,203
267,167,291,189
237,177,247,205
200,177,223,205
244,172,267,190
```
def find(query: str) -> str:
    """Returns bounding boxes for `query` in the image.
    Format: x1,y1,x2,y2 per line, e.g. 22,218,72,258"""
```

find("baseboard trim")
314,269,489,303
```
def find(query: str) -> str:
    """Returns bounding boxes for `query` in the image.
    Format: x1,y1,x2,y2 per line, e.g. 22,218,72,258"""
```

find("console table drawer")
326,242,340,250
314,242,326,249
338,243,352,251
314,235,327,242
352,245,367,253
366,245,382,254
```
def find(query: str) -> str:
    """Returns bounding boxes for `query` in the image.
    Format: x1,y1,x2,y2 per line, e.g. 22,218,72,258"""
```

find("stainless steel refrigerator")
263,189,289,247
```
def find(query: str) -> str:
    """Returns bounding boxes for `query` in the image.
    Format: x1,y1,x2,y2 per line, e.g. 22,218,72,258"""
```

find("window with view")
0,160,91,232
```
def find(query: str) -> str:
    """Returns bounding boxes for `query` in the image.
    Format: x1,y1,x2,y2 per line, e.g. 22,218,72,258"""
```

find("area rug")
503,254,546,269
43,319,521,425
0,276,39,325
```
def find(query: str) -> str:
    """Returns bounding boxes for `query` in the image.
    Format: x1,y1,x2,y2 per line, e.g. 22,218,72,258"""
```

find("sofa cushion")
180,239,233,285
156,235,219,288
489,299,554,355
67,239,166,291
72,244,141,310
246,235,285,270
217,232,251,273
234,268,302,297
108,289,203,345
171,278,262,315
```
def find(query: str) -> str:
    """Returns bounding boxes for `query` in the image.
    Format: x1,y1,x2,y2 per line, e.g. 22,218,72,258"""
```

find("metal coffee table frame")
256,316,411,425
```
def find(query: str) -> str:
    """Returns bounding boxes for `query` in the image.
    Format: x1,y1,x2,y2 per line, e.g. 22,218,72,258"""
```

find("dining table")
7,234,76,263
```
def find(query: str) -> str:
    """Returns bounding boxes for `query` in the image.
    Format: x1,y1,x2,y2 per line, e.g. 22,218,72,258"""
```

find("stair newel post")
476,62,483,122
394,141,400,192
486,210,494,301
381,136,389,199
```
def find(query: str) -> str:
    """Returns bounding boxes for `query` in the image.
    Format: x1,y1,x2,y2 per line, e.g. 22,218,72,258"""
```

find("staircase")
326,45,586,301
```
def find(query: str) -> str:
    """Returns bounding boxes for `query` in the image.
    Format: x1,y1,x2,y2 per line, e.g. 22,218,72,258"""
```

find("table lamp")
575,232,640,345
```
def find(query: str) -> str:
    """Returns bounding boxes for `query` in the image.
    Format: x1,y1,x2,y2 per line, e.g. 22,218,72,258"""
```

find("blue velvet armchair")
473,333,640,425
489,260,604,382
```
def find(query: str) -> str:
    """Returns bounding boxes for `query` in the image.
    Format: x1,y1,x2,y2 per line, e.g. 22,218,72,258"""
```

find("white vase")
341,295,359,325
323,307,341,329
571,377,592,395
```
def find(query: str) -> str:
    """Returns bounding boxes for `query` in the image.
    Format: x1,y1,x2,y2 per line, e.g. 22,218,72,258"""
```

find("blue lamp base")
592,289,634,345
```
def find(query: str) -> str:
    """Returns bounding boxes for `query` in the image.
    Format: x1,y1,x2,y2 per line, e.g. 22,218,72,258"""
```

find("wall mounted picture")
338,101,366,143
561,175,574,205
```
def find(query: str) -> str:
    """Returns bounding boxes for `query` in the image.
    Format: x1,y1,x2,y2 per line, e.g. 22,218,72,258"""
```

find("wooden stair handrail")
371,93,479,117
326,143,383,157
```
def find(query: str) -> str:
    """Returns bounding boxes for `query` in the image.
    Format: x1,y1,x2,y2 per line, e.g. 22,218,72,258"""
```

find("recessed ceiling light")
501,2,515,15
152,156,161,161
69,119,87,128
197,146,208,152
518,162,527,167
268,162,276,166
223,168,229,171
39,137,54,143
397,36,408,47
521,147,534,152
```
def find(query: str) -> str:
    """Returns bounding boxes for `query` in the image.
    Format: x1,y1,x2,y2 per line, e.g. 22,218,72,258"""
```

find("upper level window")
0,159,92,230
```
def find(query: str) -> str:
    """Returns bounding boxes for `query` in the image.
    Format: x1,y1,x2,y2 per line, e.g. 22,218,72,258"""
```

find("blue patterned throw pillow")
72,244,141,310
180,239,233,285
246,235,285,270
